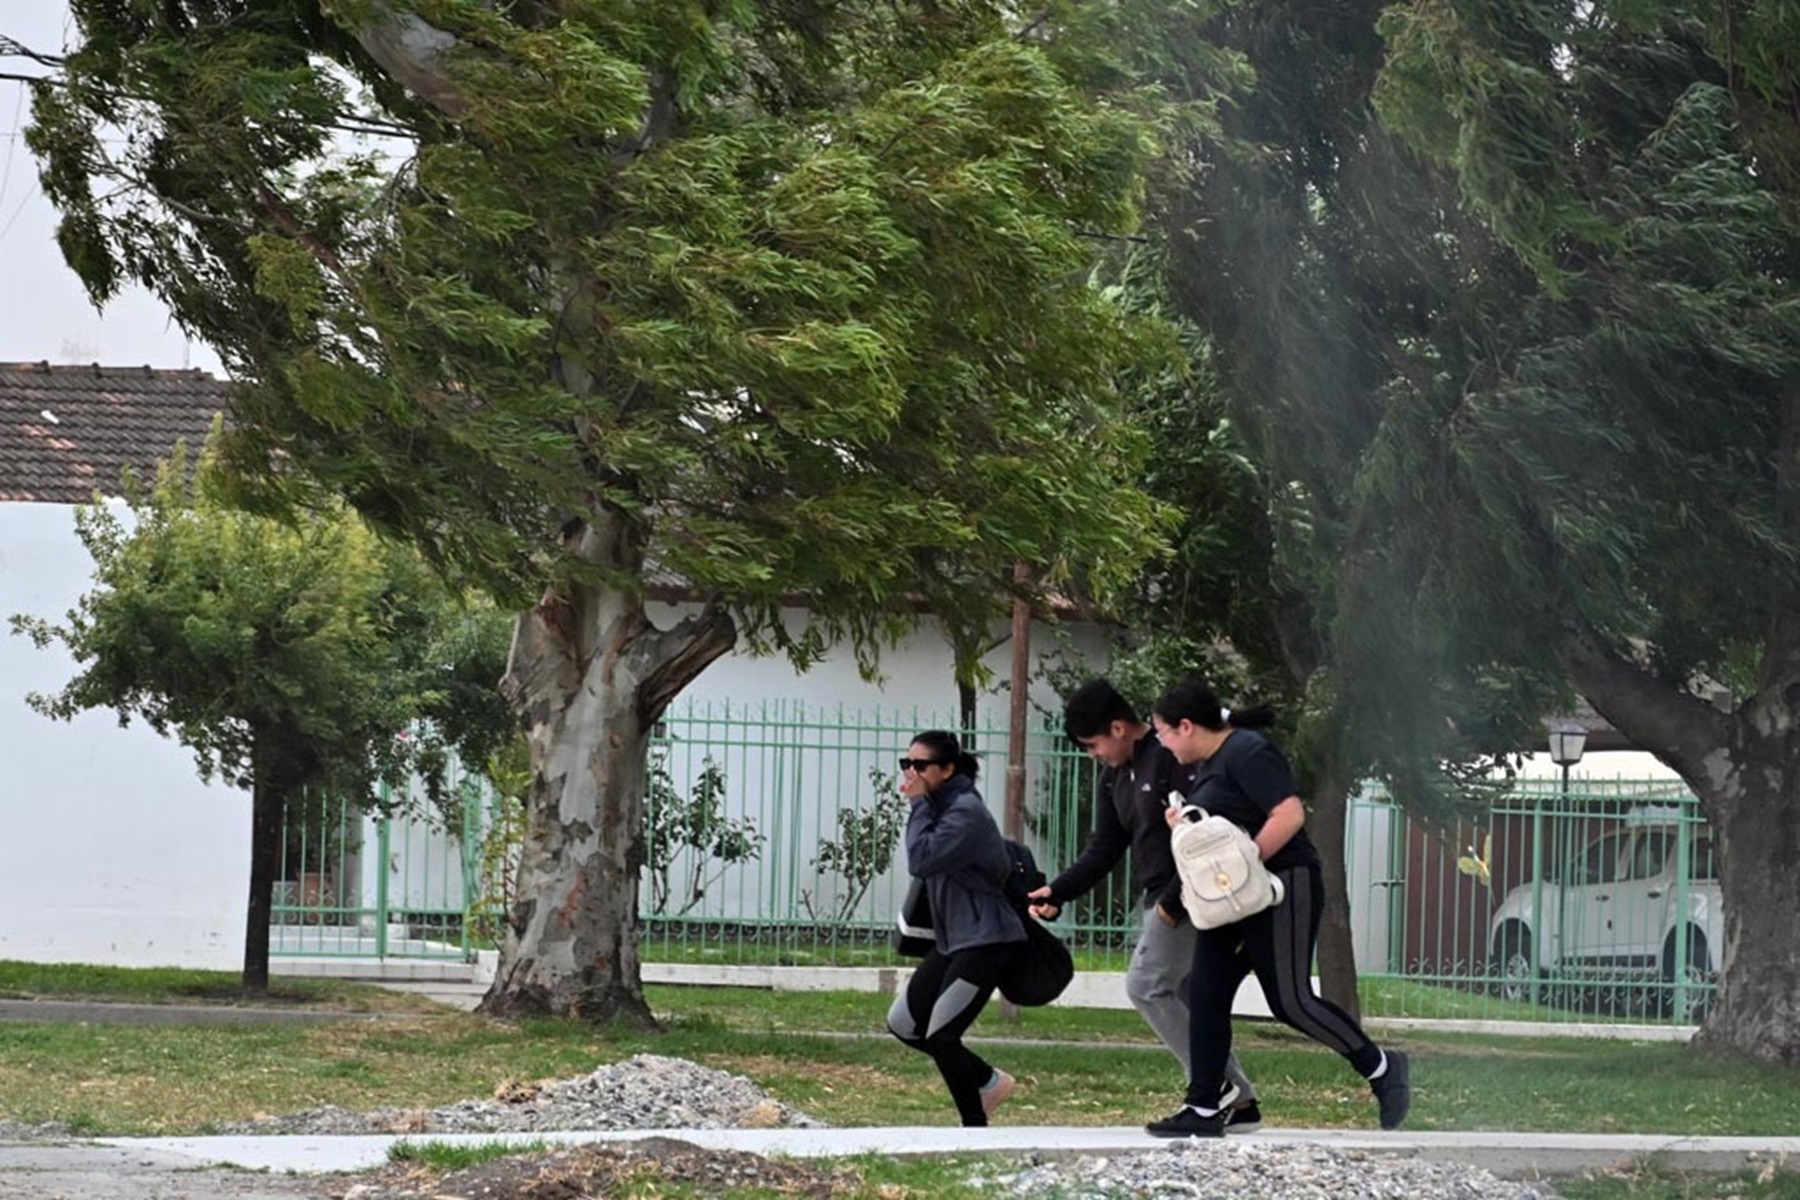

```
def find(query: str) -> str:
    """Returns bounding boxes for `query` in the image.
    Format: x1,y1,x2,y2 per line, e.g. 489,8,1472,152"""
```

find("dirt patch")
345,1139,872,1199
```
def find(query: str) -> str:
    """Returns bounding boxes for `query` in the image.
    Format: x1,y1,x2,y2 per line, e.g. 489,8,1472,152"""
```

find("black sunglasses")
898,757,946,772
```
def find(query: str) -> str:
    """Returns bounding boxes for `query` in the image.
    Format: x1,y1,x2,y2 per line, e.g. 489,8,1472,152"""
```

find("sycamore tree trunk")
480,513,735,1023
1696,747,1800,1061
1563,622,1800,1062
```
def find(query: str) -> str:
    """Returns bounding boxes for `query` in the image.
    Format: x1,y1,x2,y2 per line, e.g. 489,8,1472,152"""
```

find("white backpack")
1169,792,1285,930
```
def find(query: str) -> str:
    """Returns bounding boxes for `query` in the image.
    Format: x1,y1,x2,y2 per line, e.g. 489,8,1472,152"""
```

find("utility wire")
0,84,21,212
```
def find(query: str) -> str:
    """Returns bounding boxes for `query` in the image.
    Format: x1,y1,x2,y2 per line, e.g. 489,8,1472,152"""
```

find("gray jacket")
905,774,1026,954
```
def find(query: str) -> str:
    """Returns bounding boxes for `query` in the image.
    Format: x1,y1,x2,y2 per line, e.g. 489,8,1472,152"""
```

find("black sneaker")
1371,1049,1411,1130
1146,1105,1227,1138
1224,1100,1263,1134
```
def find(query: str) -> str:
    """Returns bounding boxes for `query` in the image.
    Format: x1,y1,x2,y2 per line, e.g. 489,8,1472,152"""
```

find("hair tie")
1220,707,1232,723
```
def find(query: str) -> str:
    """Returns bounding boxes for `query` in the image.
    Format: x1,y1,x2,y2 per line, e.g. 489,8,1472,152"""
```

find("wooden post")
1005,561,1031,841
999,563,1032,1023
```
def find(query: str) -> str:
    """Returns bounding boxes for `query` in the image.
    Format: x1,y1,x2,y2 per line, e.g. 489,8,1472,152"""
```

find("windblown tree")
28,3,1167,1021
1116,1,1553,1015
1366,0,1800,1059
11,442,513,992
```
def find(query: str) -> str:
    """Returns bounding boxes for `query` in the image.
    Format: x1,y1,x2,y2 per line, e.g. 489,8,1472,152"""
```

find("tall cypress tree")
1368,0,1800,1059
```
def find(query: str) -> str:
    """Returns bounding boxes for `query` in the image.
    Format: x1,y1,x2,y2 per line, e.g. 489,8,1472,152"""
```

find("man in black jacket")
1029,679,1262,1130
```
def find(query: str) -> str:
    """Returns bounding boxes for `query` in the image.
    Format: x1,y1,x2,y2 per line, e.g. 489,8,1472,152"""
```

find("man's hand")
1027,884,1060,921
1154,903,1178,927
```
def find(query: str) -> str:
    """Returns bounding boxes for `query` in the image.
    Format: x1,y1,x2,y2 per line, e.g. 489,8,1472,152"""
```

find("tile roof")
0,362,231,504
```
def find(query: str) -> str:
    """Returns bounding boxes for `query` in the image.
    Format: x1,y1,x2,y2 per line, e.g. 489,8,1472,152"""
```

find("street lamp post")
1548,724,1589,795
1546,722,1588,1001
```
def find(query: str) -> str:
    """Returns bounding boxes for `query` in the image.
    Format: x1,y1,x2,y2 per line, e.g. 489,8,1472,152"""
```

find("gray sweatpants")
1129,903,1257,1103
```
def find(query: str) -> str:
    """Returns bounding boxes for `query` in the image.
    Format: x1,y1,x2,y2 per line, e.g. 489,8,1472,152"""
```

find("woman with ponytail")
1145,680,1411,1137
885,729,1025,1125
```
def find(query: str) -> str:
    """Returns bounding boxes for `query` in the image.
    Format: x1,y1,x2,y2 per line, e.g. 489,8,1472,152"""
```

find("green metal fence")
637,698,1112,965
270,700,1720,1025
270,764,491,962
1345,778,1717,1023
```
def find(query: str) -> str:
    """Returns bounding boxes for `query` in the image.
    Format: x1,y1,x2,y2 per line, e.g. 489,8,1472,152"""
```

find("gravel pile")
986,1143,1560,1199
211,1053,822,1135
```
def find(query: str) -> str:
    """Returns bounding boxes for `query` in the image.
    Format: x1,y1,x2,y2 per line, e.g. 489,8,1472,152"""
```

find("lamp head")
1548,722,1588,767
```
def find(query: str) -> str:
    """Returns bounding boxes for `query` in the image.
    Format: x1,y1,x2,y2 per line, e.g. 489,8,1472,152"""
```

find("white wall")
1513,749,1680,782
1,501,251,969
1,502,1116,968
655,599,1102,723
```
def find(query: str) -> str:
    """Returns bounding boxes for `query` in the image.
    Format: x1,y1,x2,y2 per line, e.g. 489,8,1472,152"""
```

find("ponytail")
911,729,981,781
1153,678,1278,731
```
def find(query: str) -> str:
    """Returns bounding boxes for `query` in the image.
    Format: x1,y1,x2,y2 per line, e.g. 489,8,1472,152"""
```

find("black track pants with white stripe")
1183,863,1383,1109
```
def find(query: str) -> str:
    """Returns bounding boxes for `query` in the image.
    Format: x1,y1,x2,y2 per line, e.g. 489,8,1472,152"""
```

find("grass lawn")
2,961,1797,1199
0,960,444,1014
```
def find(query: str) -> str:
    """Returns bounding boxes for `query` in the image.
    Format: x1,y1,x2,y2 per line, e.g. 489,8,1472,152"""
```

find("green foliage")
8,430,517,982
28,1,1173,650
467,738,530,947
1367,1,1800,705
26,0,1187,1007
10,436,481,804
802,767,909,922
644,751,763,917
1112,0,1570,823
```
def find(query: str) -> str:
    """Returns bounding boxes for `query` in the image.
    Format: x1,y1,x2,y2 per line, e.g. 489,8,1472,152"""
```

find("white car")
1488,807,1721,1020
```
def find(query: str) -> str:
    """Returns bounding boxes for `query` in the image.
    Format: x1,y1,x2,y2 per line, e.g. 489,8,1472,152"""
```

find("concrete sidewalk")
62,1125,1800,1181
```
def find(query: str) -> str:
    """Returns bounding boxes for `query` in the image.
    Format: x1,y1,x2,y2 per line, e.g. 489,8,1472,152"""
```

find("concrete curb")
83,1126,1800,1180
0,998,385,1026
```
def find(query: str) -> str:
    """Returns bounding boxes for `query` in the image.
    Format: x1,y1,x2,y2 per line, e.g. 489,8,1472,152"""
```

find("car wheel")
1662,930,1717,1023
1493,927,1539,1005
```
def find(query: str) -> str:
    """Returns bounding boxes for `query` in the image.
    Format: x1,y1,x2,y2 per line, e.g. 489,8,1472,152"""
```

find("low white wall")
1,501,250,969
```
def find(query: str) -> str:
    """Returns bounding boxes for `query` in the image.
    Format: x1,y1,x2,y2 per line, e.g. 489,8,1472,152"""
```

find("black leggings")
886,944,1010,1125
1185,863,1382,1107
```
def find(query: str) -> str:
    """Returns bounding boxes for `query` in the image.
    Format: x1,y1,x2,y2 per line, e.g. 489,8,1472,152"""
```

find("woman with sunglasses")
1146,679,1411,1138
885,729,1026,1125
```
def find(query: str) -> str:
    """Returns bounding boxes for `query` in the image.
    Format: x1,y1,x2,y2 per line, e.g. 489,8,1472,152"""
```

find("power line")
0,84,21,212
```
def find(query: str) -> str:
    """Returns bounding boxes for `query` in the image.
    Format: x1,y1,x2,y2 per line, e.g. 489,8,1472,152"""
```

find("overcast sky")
1,2,221,373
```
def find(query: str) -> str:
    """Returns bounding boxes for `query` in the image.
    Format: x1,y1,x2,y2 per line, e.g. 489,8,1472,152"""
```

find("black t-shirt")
1186,728,1320,874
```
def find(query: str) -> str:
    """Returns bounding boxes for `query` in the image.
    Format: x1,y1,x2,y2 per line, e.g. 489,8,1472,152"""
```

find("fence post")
374,780,392,959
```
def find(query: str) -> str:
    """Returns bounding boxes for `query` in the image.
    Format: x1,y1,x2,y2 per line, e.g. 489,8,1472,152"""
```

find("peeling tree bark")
1562,622,1800,1062
342,4,471,119
479,511,735,1023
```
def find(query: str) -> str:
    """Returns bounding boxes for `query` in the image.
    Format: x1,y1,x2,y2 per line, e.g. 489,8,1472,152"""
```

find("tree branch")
637,602,737,724
344,3,471,120
1557,618,1726,779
